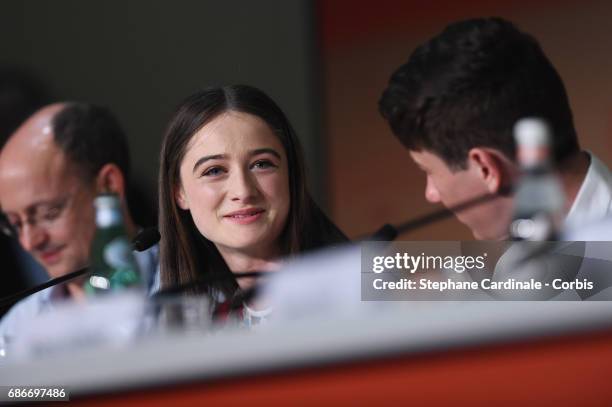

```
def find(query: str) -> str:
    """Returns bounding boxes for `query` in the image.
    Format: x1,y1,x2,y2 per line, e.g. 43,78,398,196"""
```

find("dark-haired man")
0,103,158,338
379,17,612,240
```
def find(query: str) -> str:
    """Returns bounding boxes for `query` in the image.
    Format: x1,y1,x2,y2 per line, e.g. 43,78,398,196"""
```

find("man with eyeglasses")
0,102,158,339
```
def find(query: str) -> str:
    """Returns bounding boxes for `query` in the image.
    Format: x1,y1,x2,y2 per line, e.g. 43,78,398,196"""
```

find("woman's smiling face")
176,111,290,257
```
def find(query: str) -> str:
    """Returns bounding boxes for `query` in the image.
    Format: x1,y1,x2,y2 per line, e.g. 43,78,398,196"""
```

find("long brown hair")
159,85,346,297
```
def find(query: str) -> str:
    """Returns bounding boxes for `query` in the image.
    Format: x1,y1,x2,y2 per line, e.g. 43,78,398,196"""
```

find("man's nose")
19,223,48,252
424,177,441,203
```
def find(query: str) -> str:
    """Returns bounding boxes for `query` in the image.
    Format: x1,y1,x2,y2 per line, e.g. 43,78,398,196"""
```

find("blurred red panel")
75,329,612,405
317,0,572,51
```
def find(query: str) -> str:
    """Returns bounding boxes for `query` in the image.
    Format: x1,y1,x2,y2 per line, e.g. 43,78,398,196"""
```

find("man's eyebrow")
250,148,281,159
192,154,226,174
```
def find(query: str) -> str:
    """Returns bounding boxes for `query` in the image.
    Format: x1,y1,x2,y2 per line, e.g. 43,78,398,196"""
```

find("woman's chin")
216,237,269,254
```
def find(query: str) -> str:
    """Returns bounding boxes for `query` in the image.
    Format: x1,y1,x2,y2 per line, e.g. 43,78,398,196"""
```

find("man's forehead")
0,136,69,178
0,144,84,213
0,110,59,170
409,149,437,168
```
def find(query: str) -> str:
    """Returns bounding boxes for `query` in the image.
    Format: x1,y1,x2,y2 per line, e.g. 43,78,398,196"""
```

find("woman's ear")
467,148,514,194
95,163,126,197
175,185,189,210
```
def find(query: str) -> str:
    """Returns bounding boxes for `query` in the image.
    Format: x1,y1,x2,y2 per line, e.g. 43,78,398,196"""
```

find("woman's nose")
229,169,259,202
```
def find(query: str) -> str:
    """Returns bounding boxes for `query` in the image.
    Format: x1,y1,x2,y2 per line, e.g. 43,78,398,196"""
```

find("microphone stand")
368,186,512,241
0,267,88,309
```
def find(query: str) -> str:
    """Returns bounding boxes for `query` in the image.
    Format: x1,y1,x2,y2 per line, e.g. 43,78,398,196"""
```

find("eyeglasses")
0,196,71,239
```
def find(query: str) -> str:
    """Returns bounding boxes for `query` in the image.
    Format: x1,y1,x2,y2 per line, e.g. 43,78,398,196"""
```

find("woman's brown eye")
251,160,277,170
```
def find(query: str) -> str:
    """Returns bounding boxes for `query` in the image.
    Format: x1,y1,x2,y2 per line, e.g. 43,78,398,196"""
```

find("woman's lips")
224,209,265,225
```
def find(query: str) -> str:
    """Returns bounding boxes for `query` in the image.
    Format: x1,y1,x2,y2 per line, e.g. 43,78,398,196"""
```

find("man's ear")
175,185,189,210
467,148,514,195
95,163,126,197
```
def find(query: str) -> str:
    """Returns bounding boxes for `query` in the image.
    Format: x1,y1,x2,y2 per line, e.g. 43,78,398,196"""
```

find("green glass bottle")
83,194,142,295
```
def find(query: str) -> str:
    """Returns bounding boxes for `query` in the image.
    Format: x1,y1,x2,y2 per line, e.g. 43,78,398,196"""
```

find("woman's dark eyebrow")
192,154,226,174
250,148,281,159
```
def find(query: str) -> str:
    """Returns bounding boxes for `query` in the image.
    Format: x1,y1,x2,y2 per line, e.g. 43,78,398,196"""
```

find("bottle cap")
94,194,122,227
514,118,551,166
94,194,121,209
514,118,550,147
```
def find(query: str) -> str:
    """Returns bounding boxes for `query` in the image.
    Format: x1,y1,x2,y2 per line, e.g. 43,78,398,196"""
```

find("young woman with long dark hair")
158,85,347,305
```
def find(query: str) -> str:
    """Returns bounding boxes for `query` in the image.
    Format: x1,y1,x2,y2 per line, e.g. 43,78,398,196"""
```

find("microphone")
369,224,398,241
132,227,161,252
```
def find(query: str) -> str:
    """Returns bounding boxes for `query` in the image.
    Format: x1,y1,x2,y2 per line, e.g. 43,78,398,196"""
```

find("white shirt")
0,245,159,341
562,153,612,299
486,153,612,300
564,152,612,228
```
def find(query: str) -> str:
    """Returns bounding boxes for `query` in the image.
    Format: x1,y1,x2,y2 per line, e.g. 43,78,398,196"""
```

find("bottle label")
104,237,134,269
96,209,122,228
517,146,550,167
104,237,141,289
